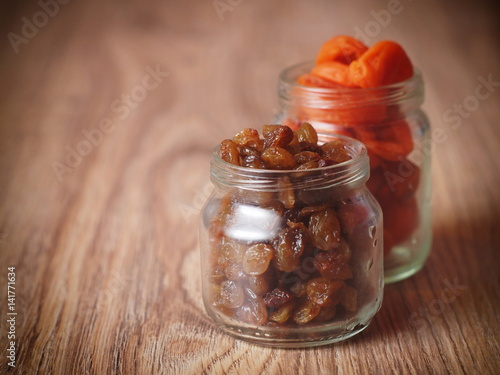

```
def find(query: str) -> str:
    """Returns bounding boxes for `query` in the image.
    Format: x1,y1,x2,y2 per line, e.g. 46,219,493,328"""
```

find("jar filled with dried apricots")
275,36,432,283
200,124,383,347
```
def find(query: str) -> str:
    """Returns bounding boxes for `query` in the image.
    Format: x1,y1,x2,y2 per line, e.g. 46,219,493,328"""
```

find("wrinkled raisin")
290,281,307,298
273,227,308,272
242,155,266,169
233,128,263,151
242,243,274,275
263,288,293,308
294,161,319,170
261,147,296,170
294,151,321,164
224,262,247,281
263,125,294,149
314,251,353,280
248,274,271,296
269,301,296,324
309,208,341,250
295,122,318,144
218,280,244,309
321,140,351,164
306,278,345,306
218,238,247,267
293,300,321,324
220,139,241,166
236,297,268,326
239,146,261,157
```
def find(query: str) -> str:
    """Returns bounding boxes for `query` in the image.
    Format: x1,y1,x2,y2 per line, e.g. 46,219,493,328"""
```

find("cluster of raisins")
207,124,373,327
219,123,351,170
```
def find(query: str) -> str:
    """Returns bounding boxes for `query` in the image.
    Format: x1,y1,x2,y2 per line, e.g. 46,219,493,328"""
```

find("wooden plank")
0,0,499,374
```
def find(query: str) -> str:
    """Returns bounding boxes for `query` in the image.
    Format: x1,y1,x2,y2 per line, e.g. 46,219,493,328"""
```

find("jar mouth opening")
278,60,423,108
210,134,369,191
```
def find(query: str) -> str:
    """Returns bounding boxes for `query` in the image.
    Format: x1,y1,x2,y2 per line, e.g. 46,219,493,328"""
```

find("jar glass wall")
200,135,383,347
275,61,432,283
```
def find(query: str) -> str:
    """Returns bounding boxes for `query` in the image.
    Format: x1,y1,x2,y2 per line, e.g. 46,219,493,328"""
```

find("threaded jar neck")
278,61,424,123
210,135,370,193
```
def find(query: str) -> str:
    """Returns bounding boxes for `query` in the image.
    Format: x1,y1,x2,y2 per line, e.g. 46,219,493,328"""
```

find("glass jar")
276,61,432,284
200,134,383,347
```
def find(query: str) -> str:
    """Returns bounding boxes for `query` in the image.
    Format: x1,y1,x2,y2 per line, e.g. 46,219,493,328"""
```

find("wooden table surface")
1,0,499,374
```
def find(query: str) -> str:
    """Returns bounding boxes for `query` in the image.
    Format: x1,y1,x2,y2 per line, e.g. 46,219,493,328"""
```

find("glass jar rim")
278,60,424,109
210,134,369,191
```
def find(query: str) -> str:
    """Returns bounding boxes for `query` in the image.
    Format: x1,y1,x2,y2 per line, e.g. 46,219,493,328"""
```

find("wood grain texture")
0,0,499,374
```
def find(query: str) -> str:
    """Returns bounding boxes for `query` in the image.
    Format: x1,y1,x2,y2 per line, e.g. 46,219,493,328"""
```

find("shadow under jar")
200,135,383,347
275,61,432,284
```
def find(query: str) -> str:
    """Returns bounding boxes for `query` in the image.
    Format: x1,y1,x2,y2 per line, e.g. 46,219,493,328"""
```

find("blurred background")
0,0,499,373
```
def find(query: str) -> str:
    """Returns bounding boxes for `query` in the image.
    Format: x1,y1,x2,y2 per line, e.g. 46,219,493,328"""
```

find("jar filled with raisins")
200,126,383,347
276,61,432,284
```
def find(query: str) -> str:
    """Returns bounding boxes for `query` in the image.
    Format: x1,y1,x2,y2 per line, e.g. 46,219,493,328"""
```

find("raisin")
294,161,319,170
261,201,285,217
314,304,337,322
273,227,308,272
309,208,341,250
239,146,261,157
233,128,263,151
337,197,370,239
218,238,247,267
224,262,247,281
283,208,301,223
299,204,330,217
293,300,321,324
269,301,296,324
248,274,271,296
317,158,335,168
295,122,318,144
297,141,323,154
294,151,321,165
218,280,244,309
263,288,293,308
306,278,344,306
261,147,296,170
334,238,352,262
242,155,266,169
208,263,226,283
262,125,294,149
242,243,274,276
290,281,307,298
321,140,351,163
220,139,241,166
314,251,353,280
236,297,268,326
278,176,295,209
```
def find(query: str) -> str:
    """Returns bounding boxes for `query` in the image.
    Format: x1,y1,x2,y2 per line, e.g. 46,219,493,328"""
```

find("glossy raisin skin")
220,139,241,166
206,124,369,328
